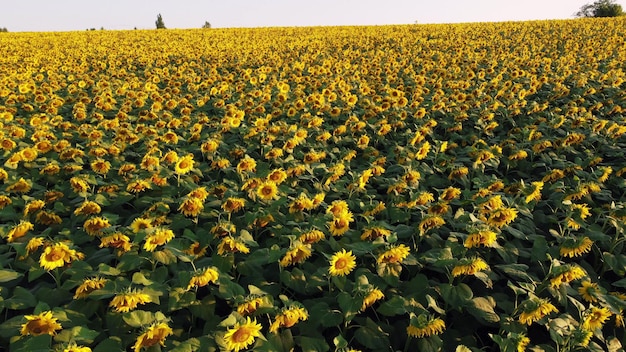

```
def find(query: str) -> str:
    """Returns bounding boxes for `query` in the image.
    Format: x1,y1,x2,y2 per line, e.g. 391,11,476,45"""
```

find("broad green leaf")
12,334,52,352
354,318,390,350
123,310,155,327
93,337,123,352
0,269,21,283
377,295,408,316
297,336,330,352
467,297,500,323
439,283,473,309
338,291,360,323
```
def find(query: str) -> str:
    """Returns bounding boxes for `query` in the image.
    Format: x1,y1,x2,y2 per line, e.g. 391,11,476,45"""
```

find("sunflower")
289,194,314,213
99,233,132,254
236,156,257,175
188,186,210,201
211,221,236,237
279,243,312,267
143,227,175,252
20,311,62,336
578,280,601,302
83,216,111,236
40,242,83,271
0,195,12,209
418,215,445,234
486,207,518,228
109,289,152,313
187,267,220,290
19,147,38,162
415,191,435,206
377,244,411,264
518,298,558,325
184,242,208,258
360,226,392,241
23,199,45,216
130,217,153,233
560,237,593,258
440,187,461,201
237,296,266,316
178,197,204,217
223,317,263,352
451,257,489,277
6,177,32,193
326,200,350,217
464,229,497,248
329,211,354,236
415,141,431,160
90,159,111,175
62,342,92,352
74,277,107,299
217,236,250,255
175,154,195,175
132,322,173,352
73,200,102,216
126,179,151,194
550,265,586,288
448,166,469,180
329,249,356,276
6,221,34,242
524,181,544,203
406,314,446,338
269,306,308,333
582,307,612,331
256,181,279,201
222,197,246,213
298,229,325,244
24,237,44,257
361,288,384,311
267,168,288,184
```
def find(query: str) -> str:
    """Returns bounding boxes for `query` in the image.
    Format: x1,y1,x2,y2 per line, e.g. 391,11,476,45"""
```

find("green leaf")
12,334,52,352
416,335,443,352
171,337,218,352
353,318,390,350
93,337,124,352
132,272,154,286
153,249,177,265
467,297,500,323
611,277,626,288
4,286,37,310
338,291,360,323
0,269,22,283
438,283,473,310
377,295,408,316
53,326,100,344
297,336,330,352
217,278,246,300
333,334,348,349
123,310,155,328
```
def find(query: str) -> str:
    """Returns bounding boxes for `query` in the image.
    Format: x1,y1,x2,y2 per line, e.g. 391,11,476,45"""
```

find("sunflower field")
0,16,625,352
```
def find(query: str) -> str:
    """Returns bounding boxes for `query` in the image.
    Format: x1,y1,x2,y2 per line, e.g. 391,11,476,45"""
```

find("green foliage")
155,13,166,29
576,0,625,17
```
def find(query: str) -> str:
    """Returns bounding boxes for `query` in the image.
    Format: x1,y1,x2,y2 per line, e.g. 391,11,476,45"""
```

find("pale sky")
0,0,620,32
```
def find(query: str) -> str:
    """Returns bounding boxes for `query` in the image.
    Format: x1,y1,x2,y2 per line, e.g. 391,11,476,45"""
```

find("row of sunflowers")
1,16,626,351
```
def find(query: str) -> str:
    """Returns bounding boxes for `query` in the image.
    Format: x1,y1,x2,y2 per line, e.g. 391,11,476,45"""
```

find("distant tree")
0,27,8,32
576,0,624,17
202,21,212,29
156,14,166,29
